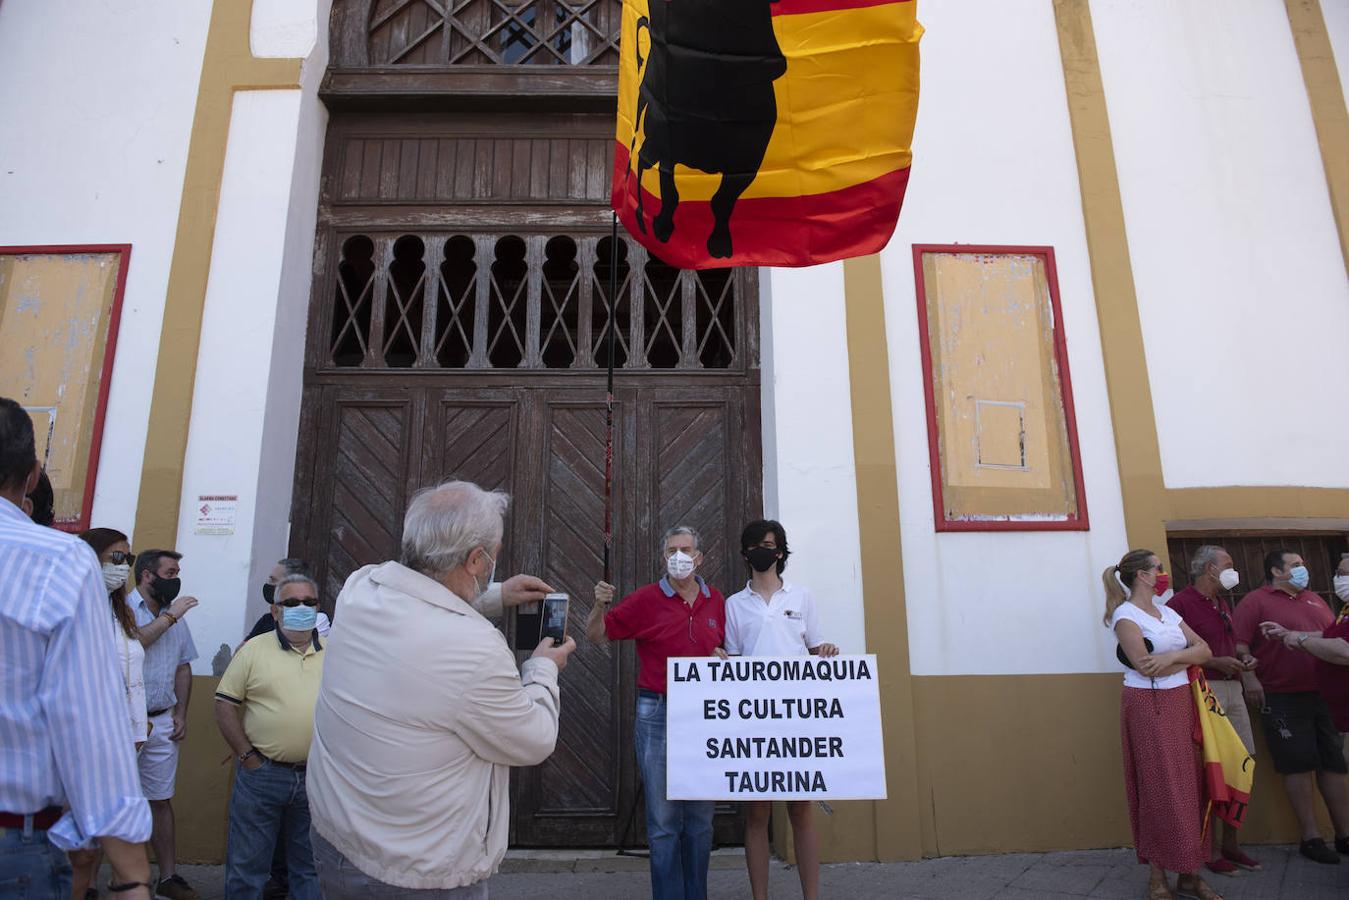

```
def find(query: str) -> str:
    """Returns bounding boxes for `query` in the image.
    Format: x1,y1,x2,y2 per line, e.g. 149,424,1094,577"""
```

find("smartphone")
542,593,569,645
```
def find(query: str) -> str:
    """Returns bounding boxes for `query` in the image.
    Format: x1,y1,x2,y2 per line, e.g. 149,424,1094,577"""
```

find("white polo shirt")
724,580,823,657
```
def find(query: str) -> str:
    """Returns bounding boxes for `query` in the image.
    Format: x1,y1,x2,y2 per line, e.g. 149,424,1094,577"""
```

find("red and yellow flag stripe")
613,0,921,268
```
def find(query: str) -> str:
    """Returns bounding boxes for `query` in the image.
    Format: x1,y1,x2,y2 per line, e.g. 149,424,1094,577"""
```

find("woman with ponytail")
70,528,146,899
1105,548,1219,900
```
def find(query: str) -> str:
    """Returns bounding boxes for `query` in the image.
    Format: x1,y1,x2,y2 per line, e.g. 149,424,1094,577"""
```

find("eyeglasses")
278,597,319,608
105,551,134,565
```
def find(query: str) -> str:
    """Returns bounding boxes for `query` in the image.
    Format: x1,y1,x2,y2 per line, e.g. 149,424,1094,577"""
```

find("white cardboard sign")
193,494,238,535
665,654,887,800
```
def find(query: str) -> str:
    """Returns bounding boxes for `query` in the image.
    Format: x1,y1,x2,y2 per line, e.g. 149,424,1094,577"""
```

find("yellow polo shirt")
216,629,324,763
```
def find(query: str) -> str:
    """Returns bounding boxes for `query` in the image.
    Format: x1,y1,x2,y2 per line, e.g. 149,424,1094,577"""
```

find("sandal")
1175,875,1223,900
1148,877,1174,900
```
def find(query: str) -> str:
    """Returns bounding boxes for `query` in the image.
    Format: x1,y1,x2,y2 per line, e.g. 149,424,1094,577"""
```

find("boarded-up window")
913,245,1088,531
0,245,130,531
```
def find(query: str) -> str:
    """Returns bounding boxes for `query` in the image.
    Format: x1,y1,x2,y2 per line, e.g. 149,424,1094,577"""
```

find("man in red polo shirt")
1233,549,1348,864
586,525,725,900
1167,545,1260,875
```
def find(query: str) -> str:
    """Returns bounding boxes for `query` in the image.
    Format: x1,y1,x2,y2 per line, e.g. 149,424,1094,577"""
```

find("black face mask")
151,576,182,604
744,546,780,573
262,583,275,605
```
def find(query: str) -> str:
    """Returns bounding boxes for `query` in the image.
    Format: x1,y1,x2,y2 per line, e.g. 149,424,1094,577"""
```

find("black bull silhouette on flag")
612,0,922,269
628,0,786,261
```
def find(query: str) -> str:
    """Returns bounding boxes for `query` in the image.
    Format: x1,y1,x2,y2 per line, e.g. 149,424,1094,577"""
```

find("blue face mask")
282,604,318,631
1288,565,1310,590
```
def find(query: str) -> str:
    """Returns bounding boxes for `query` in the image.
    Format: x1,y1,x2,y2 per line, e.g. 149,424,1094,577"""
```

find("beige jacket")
307,562,560,889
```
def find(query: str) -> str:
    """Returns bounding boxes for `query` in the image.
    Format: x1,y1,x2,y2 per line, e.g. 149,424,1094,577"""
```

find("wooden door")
290,189,761,846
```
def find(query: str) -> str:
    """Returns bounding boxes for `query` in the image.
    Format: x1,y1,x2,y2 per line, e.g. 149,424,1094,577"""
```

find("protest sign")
666,655,886,800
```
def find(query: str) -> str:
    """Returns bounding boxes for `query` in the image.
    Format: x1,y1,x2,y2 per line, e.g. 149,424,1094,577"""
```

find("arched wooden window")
323,231,745,371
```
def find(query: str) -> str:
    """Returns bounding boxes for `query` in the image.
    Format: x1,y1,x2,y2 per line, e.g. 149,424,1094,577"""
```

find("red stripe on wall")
612,143,910,269
770,0,910,17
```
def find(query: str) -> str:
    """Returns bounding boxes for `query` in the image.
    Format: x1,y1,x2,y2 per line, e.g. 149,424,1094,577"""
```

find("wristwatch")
239,748,260,764
1297,633,1310,647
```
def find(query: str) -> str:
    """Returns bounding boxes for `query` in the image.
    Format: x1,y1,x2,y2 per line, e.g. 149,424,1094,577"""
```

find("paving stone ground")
141,844,1349,899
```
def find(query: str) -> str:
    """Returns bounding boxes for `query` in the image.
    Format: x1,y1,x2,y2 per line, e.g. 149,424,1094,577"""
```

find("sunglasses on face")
105,551,135,565
278,597,319,608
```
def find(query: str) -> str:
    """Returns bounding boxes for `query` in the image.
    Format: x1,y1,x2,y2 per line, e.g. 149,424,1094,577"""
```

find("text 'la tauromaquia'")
671,658,872,683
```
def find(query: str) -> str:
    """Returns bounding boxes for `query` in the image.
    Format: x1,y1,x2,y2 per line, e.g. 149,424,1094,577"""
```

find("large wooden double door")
291,376,758,844
299,3,759,848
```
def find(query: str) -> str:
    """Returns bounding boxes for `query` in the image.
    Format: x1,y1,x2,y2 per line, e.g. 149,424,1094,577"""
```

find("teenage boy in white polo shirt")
724,520,838,900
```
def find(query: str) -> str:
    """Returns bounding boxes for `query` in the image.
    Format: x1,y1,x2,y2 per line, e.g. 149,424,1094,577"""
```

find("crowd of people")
0,395,840,900
1105,544,1349,900
5,385,1349,900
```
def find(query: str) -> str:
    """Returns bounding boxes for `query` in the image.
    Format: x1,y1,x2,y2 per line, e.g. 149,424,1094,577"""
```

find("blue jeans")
635,692,714,900
226,760,319,900
0,823,71,900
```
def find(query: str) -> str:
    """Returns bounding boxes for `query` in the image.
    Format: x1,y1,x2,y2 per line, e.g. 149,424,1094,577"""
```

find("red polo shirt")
1232,585,1335,694
1168,586,1238,679
604,577,725,694
1319,611,1349,732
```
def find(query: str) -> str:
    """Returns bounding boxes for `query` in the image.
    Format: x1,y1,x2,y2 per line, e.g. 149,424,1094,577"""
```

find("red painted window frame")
0,244,132,533
911,243,1089,532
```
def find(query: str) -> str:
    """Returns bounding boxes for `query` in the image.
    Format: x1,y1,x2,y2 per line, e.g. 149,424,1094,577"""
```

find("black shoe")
1300,838,1340,864
1335,835,1349,855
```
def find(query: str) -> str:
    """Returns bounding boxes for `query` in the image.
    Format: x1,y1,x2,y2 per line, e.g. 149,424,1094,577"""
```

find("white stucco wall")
879,0,1131,676
175,5,329,670
761,264,868,655
1092,0,1349,489
0,0,212,536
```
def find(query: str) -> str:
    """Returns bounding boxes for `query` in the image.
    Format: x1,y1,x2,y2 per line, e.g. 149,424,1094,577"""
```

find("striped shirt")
0,497,151,849
129,587,197,711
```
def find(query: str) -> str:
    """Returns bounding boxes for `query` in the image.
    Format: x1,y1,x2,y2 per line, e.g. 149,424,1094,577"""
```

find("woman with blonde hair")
1105,548,1219,900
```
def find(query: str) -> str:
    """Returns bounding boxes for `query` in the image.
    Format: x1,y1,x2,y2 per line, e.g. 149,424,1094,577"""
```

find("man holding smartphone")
307,481,576,898
588,524,726,900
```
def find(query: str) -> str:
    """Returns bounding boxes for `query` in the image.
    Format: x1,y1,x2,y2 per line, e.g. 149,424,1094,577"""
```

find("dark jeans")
226,760,319,900
635,692,715,900
0,824,71,900
310,829,489,898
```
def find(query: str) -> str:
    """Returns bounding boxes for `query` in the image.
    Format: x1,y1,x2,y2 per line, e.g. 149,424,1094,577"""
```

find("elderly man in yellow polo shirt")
215,573,325,900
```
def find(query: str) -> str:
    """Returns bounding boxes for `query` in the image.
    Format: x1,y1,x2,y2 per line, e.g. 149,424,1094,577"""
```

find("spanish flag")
613,0,922,269
1189,667,1254,831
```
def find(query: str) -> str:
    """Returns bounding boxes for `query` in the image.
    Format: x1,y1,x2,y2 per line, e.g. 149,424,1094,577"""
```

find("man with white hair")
306,480,575,897
587,525,727,900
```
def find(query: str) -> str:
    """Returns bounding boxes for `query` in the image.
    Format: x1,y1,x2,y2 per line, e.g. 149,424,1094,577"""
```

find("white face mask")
666,550,696,580
473,550,497,600
102,562,130,592
1334,574,1349,603
1217,568,1240,591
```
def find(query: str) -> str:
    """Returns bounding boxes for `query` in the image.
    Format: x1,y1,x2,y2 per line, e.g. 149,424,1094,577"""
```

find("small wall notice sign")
194,494,238,535
666,655,887,800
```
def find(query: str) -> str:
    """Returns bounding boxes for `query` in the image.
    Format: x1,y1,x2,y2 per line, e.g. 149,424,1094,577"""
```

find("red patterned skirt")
1120,685,1208,872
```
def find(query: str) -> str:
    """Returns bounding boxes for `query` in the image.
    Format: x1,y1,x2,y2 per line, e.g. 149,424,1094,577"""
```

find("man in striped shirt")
0,397,153,898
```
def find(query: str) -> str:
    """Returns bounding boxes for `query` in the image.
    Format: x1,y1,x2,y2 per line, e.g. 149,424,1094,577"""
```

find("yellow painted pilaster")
133,0,301,549
843,255,925,861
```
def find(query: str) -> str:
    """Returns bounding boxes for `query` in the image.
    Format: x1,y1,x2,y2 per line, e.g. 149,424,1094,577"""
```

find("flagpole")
603,213,619,586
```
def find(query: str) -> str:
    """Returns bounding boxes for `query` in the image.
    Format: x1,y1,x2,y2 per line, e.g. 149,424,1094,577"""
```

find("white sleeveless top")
1109,601,1189,690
